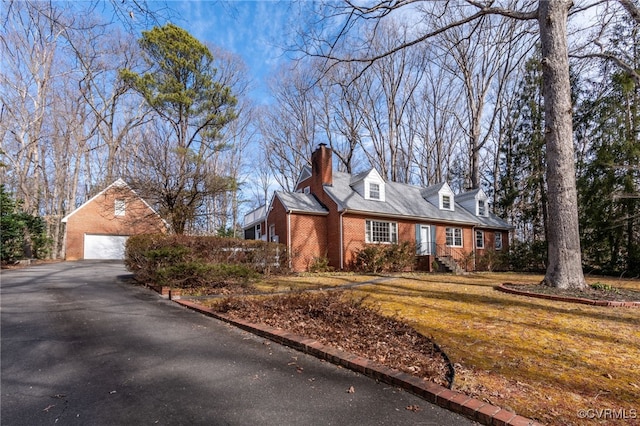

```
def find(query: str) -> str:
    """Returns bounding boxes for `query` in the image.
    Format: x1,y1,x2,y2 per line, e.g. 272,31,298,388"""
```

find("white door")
418,226,431,255
83,235,128,260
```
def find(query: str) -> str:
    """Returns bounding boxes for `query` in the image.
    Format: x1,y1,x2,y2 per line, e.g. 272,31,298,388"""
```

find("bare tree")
259,63,319,191
297,0,624,290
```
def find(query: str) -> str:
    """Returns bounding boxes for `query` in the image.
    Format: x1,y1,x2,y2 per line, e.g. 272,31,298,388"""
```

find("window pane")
495,232,502,250
369,183,380,200
442,195,451,209
115,199,125,216
476,230,484,248
446,227,462,247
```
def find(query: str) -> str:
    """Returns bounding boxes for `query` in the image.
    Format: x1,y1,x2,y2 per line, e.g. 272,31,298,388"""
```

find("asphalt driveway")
1,261,475,425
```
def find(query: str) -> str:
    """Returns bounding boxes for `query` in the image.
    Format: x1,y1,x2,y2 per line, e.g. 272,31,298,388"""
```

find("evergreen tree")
120,24,237,234
577,70,639,274
497,55,547,246
0,185,49,262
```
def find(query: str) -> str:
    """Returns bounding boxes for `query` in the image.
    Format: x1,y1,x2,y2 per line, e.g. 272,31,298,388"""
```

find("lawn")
257,272,640,425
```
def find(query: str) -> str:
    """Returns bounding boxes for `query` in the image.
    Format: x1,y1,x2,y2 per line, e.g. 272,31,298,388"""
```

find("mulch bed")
207,290,454,388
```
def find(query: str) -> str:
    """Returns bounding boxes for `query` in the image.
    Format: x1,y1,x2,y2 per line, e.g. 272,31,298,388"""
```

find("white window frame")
369,182,380,200
478,200,486,216
365,220,398,244
476,230,484,249
495,232,503,250
114,199,126,217
440,194,454,211
445,227,463,247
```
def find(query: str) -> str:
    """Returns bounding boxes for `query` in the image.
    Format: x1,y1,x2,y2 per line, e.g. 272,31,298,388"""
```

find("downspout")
472,225,476,272
339,209,346,270
287,211,292,270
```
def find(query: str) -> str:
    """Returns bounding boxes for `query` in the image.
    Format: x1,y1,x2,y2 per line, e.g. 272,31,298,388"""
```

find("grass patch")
349,272,640,425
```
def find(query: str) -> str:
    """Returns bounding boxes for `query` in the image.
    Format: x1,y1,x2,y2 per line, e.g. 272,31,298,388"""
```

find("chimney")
311,143,333,189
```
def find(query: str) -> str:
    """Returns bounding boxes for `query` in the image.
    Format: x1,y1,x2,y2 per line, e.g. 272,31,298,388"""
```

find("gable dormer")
350,168,386,202
422,182,455,211
457,188,489,217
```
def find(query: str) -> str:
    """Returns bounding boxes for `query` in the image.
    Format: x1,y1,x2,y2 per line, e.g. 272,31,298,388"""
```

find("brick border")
174,298,542,426
496,284,640,307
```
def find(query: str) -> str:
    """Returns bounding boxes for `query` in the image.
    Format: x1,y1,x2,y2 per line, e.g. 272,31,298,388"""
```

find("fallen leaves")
346,386,355,394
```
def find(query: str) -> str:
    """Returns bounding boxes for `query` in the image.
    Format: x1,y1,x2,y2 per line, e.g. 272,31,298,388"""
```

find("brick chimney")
311,143,333,190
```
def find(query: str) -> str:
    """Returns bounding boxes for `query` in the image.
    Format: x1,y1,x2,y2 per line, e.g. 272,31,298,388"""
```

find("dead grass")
349,273,640,425
199,272,640,425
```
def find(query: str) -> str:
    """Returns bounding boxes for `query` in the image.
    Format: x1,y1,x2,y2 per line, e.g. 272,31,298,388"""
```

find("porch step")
435,255,466,275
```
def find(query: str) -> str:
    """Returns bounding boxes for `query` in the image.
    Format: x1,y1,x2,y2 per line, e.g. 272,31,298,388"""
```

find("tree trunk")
538,1,587,290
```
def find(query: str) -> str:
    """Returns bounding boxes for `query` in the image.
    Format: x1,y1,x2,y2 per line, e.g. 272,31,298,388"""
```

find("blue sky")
169,0,306,103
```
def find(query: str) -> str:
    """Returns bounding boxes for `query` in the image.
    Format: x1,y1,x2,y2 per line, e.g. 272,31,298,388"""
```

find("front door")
418,225,432,255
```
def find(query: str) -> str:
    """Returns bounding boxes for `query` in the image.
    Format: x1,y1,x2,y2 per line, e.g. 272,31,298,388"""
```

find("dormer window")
355,169,385,202
369,183,380,200
442,195,451,210
478,199,486,216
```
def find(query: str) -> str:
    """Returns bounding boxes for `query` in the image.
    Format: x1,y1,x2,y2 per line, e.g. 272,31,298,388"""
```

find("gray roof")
324,172,480,225
279,170,513,229
456,188,483,201
275,191,329,215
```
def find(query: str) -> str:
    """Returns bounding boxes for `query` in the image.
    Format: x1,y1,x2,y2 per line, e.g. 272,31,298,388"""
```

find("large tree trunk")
538,1,587,290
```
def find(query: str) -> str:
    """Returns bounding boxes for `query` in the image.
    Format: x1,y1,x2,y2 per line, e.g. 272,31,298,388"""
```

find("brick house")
61,179,167,260
244,145,512,272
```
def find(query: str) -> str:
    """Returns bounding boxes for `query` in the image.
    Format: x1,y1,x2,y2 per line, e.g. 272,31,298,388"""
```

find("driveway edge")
175,298,542,426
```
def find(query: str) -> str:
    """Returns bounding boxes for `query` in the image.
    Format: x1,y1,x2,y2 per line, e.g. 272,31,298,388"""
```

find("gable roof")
324,172,479,225
272,191,329,215
61,179,164,224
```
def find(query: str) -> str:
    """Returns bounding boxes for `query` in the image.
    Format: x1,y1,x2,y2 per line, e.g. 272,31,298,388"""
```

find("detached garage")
61,179,167,260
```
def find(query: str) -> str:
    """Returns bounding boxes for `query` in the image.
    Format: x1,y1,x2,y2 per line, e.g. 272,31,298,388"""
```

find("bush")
124,234,288,288
353,242,416,273
507,240,547,272
157,262,258,289
308,256,333,273
476,249,509,272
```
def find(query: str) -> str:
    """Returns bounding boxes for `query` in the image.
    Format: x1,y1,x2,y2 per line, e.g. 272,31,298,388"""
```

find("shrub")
353,242,416,273
124,234,288,287
476,249,509,272
309,256,334,273
157,262,258,289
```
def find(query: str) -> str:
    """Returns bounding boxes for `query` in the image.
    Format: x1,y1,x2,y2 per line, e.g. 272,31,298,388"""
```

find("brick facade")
251,145,512,273
63,181,166,260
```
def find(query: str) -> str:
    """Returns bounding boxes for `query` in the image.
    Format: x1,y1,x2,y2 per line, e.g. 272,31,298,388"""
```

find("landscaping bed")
205,291,454,388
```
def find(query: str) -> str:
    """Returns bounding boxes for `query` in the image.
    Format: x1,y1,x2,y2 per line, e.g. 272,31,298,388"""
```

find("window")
478,200,486,216
369,183,380,200
495,232,503,250
442,195,451,210
115,199,125,216
445,227,463,247
476,230,484,249
365,220,397,243
256,223,261,239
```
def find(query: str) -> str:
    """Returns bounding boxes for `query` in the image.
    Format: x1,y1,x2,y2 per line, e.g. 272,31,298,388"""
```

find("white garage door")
84,234,129,260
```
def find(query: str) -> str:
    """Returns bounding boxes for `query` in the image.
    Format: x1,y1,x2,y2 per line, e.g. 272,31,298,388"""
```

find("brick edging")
496,284,640,307
175,299,542,426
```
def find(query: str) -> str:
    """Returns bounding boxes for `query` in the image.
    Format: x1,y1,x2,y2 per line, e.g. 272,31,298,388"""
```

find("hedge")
125,234,288,288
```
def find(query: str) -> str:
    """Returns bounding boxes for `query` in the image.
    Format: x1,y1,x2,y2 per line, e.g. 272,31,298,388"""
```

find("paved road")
1,261,475,425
